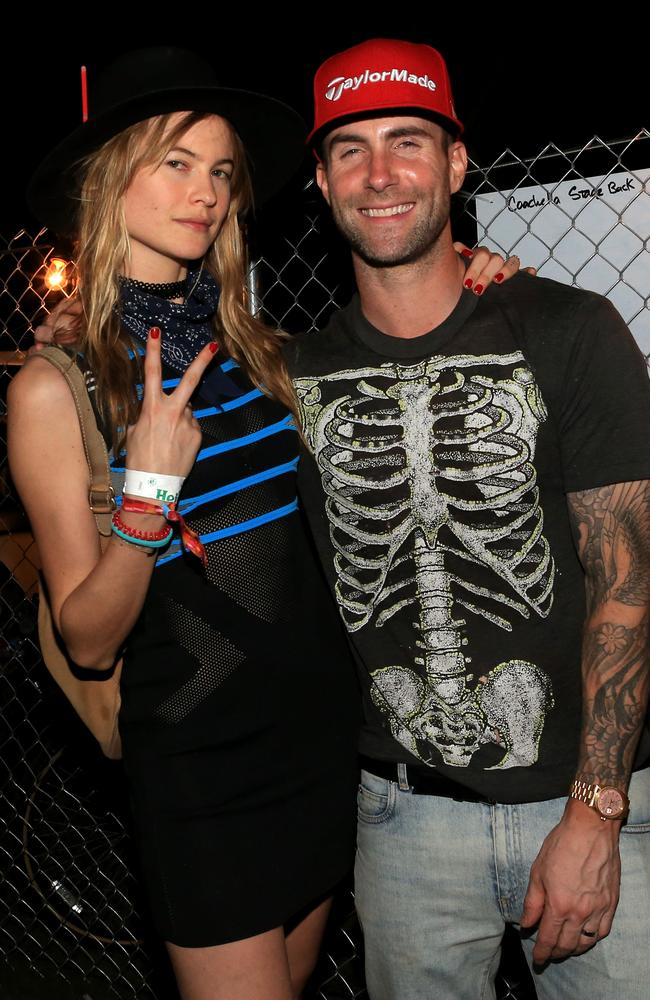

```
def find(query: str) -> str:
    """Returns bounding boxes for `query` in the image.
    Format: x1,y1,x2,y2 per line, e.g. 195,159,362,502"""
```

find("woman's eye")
212,168,232,180
166,159,187,170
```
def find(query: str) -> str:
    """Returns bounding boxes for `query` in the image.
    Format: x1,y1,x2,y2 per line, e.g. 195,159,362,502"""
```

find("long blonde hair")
72,111,296,454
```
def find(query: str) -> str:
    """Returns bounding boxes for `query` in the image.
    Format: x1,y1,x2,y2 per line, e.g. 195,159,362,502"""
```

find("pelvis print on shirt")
295,351,556,769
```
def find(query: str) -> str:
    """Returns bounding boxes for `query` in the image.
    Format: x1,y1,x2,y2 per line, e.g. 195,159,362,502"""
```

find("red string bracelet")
112,508,172,543
121,497,207,568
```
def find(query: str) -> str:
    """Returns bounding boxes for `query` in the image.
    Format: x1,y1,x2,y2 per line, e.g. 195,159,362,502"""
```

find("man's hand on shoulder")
32,294,81,353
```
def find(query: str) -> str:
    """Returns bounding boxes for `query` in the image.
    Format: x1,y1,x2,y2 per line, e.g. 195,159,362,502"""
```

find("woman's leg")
167,927,294,1000
286,896,333,996
167,896,333,1000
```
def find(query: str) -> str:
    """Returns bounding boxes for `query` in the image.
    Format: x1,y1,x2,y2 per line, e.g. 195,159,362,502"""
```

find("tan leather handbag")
35,346,122,759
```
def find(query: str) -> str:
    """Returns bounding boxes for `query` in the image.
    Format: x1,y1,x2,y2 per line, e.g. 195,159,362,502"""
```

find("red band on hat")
308,38,463,148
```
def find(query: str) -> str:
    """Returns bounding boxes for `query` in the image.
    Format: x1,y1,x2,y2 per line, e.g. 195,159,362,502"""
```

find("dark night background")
2,21,648,238
0,23,647,1000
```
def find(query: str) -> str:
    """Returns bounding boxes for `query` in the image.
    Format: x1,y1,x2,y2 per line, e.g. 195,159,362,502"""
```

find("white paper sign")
474,167,650,356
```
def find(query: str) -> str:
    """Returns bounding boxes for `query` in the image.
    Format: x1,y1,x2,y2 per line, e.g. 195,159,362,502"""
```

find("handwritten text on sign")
475,168,650,355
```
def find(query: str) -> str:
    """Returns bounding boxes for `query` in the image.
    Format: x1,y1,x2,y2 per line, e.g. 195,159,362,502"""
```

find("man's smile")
359,203,415,218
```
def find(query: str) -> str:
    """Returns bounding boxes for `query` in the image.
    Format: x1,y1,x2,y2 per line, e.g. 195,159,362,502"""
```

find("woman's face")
122,114,235,282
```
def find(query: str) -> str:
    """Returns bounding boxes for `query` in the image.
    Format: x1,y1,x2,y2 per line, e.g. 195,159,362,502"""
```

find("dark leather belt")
359,755,496,804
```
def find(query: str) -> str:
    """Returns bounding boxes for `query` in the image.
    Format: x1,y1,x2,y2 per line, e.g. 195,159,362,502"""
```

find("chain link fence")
1,132,648,998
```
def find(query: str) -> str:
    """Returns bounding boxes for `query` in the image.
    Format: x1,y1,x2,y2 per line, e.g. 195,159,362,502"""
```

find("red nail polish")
474,284,484,295
461,248,474,259
149,327,160,340
464,278,473,289
494,272,504,283
208,342,218,354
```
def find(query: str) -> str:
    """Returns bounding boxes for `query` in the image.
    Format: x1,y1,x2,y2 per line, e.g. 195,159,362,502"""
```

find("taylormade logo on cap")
307,40,464,148
325,68,438,103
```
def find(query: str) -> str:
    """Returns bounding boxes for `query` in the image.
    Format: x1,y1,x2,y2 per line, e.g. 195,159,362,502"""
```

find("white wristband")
123,470,185,504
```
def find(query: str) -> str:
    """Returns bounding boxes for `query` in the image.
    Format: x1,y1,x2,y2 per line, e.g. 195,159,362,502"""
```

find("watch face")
597,788,626,818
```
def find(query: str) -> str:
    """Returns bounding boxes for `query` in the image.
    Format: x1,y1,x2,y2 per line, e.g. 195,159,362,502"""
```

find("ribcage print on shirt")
295,352,556,769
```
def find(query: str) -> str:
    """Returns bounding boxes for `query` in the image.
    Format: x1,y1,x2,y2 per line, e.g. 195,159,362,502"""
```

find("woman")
9,47,513,1000
10,46,363,1000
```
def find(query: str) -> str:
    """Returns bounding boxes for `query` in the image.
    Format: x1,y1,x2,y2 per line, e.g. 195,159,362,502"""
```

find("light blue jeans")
355,766,650,1000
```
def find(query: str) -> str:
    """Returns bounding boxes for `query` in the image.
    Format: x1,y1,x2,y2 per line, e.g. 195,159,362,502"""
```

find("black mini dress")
111,355,360,947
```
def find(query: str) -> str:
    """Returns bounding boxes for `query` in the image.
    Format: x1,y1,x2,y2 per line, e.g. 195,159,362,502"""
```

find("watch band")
570,778,629,820
570,778,600,808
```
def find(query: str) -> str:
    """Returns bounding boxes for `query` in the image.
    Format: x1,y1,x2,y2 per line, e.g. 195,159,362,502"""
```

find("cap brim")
307,105,463,152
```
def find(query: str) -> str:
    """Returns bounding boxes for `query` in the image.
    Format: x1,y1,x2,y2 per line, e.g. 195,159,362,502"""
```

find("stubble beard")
330,189,451,269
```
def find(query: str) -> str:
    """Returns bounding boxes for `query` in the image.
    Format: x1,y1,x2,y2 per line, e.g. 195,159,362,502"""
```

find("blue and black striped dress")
102,352,359,947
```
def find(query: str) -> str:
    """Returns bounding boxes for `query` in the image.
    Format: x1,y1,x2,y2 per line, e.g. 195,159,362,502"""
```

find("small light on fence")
44,258,69,291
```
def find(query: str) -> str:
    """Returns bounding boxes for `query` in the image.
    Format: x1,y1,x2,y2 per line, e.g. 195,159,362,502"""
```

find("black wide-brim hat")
27,46,307,237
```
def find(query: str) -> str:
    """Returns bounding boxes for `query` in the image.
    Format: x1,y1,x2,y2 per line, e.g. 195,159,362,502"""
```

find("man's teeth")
361,204,413,217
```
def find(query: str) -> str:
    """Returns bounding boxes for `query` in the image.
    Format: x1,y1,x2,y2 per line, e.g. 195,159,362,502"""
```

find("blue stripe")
110,414,296,473
134,377,180,391
156,499,298,566
135,380,260,410
192,387,263,418
135,379,182,400
178,459,298,514
195,414,296,461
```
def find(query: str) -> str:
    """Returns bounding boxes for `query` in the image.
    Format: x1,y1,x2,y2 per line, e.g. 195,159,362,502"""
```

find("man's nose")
366,148,397,192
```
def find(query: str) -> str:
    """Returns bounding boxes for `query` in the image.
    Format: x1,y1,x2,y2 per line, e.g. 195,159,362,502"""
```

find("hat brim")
28,86,306,236
307,105,463,152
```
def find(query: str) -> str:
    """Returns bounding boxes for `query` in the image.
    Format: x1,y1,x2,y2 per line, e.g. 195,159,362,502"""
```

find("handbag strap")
37,346,115,536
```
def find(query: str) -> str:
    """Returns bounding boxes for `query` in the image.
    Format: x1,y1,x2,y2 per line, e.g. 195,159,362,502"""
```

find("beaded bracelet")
112,508,172,543
121,497,207,568
112,509,173,554
112,522,173,550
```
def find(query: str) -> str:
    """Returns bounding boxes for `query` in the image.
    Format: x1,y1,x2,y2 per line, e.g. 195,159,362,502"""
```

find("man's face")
316,116,467,269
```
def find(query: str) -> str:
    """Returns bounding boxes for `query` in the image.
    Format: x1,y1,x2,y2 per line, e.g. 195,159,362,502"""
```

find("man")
283,37,650,1000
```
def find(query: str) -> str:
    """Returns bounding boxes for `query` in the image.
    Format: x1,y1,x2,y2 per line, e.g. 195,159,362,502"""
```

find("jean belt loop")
397,762,410,791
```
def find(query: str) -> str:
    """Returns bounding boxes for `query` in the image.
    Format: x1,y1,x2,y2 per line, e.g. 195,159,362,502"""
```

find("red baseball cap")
308,38,463,149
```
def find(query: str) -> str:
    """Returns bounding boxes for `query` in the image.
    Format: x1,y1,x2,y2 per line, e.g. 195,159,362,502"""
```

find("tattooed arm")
571,481,650,785
521,480,650,964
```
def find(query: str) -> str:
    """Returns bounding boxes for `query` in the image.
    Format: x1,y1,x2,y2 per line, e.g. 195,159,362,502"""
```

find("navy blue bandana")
119,267,220,373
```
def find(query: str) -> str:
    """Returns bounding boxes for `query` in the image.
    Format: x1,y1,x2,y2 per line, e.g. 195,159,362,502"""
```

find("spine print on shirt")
295,352,555,768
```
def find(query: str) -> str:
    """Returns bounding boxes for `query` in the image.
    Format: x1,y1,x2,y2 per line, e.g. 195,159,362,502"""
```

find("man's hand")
32,294,81,351
521,799,621,964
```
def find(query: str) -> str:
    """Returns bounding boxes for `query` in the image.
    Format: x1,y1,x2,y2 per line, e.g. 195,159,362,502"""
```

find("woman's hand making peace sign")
125,327,218,480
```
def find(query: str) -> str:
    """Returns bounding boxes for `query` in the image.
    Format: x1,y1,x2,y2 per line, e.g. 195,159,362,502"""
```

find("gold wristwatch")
570,779,629,821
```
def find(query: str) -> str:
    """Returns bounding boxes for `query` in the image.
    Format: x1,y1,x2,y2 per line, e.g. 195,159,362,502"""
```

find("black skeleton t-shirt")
285,273,650,802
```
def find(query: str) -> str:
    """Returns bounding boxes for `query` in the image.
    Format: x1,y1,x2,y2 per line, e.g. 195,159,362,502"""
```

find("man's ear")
449,141,467,195
316,160,331,205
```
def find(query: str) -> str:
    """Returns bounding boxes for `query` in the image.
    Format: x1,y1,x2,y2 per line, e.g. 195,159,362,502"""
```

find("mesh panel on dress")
154,598,245,724
190,482,291,541
206,515,294,623
198,401,269,442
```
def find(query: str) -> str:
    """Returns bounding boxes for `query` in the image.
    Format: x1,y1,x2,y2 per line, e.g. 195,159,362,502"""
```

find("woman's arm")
8,331,216,670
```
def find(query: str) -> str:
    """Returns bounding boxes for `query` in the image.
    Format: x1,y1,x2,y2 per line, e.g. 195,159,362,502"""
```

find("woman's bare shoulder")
7,355,86,479
7,354,77,415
